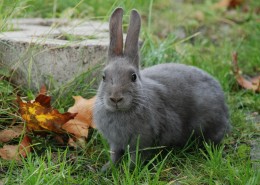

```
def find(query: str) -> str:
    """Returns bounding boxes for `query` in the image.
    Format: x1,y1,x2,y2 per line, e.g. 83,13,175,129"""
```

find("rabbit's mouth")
105,97,133,112
107,103,132,112
106,105,131,112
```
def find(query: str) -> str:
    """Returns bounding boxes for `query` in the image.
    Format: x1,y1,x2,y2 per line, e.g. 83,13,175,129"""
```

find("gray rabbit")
93,8,230,169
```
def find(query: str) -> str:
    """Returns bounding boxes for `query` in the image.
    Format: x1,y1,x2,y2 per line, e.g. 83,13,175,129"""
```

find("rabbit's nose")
110,96,123,104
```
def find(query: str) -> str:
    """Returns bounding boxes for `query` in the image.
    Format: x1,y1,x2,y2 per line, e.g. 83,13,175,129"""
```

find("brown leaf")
62,120,89,138
17,94,77,133
214,0,245,9
39,84,47,95
0,135,31,160
0,145,19,160
68,138,78,148
19,135,31,157
232,52,260,92
53,135,65,145
252,76,260,84
67,137,87,149
0,125,24,143
62,96,96,138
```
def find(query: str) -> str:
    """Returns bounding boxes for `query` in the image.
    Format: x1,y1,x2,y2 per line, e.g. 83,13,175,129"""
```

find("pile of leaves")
0,86,96,160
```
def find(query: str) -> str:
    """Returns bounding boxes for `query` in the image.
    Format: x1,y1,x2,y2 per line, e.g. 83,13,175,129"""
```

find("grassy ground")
0,0,260,184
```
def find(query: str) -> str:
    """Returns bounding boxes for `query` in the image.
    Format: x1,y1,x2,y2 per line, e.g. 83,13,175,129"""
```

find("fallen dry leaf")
39,84,47,95
19,135,31,157
68,137,78,148
232,52,260,92
62,120,90,139
0,125,24,143
67,137,87,148
252,76,260,84
63,96,96,137
0,135,31,160
214,0,245,9
0,145,19,160
12,89,96,152
17,94,77,133
68,96,96,128
53,135,65,145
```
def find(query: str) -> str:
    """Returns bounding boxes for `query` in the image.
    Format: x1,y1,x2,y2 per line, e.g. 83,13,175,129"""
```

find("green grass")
1,0,260,184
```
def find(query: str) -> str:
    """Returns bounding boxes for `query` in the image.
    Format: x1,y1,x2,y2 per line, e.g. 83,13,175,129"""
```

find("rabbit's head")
98,8,142,112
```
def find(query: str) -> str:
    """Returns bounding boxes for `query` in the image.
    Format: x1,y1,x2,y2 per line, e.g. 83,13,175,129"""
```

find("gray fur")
93,8,230,168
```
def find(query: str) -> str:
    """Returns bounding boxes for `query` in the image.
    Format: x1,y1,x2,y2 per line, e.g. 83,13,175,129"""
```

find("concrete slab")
0,18,110,90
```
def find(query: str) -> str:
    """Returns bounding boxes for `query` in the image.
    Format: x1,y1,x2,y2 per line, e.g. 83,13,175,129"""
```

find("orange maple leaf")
62,96,96,148
17,94,77,133
63,96,96,137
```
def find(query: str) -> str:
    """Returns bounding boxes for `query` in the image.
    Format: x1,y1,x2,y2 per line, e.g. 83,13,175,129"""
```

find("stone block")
0,18,109,90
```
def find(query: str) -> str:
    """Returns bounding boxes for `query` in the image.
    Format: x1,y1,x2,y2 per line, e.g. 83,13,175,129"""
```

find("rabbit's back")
141,63,230,145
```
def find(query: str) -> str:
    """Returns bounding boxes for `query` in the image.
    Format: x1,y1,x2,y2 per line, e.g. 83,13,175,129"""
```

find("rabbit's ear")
109,8,124,58
124,9,141,67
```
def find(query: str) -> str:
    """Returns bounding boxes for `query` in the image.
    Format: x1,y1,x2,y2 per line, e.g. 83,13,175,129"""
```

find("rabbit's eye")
131,73,137,82
102,74,106,81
